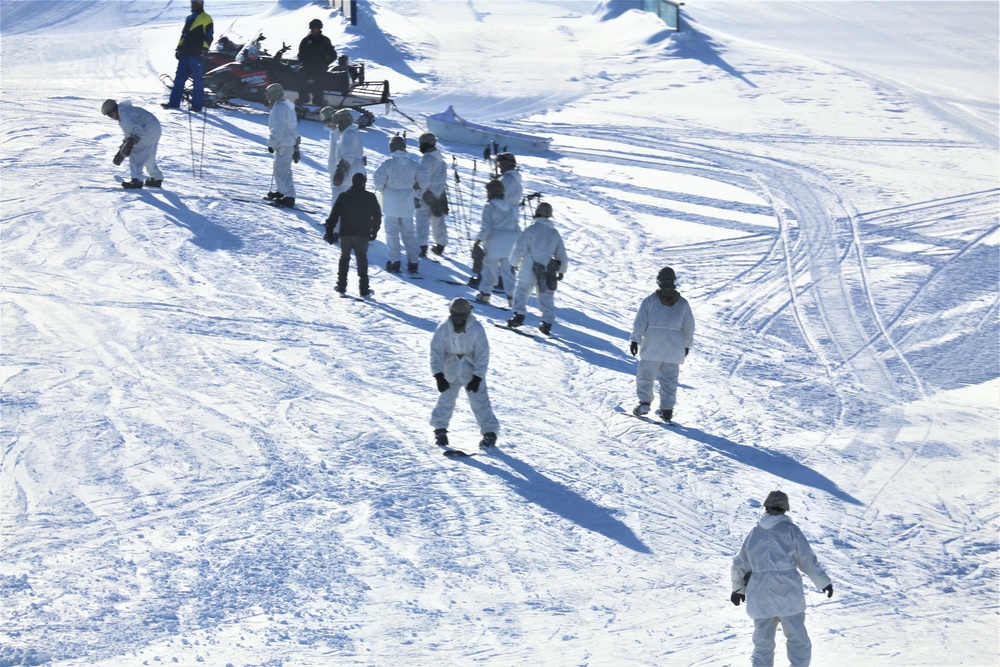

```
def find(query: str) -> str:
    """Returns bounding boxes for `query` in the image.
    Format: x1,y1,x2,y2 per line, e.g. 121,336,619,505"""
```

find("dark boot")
407,262,419,275
479,432,497,448
419,245,428,257
507,313,525,328
265,191,283,200
659,408,673,422
434,428,449,447
274,196,295,209
539,321,552,336
633,402,650,417
122,178,143,189
431,244,445,255
468,275,481,289
144,178,163,187
386,261,401,274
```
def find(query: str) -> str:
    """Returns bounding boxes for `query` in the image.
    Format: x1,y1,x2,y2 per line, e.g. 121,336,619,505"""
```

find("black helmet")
534,202,553,218
309,19,323,30
101,99,118,117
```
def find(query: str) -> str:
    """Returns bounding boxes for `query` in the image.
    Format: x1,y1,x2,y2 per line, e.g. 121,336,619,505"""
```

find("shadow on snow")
455,448,653,554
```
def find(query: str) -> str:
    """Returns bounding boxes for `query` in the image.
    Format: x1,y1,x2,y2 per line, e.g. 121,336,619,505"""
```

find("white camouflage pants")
752,612,812,667
636,359,680,410
430,379,500,434
415,205,448,249
128,127,162,181
271,145,295,197
383,215,419,263
511,264,556,324
480,257,513,298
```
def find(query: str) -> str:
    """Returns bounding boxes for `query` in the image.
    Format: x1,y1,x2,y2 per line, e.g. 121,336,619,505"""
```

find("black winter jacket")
326,186,382,238
297,33,337,73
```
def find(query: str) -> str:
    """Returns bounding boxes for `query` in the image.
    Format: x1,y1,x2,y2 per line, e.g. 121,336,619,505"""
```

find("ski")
228,196,319,214
338,290,375,302
491,321,535,338
614,405,676,426
439,279,472,287
442,448,478,458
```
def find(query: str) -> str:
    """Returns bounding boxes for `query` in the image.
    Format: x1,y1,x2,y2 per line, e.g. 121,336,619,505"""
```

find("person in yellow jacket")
165,0,213,112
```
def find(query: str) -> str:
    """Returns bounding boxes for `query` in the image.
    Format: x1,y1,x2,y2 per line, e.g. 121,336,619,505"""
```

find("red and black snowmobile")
200,32,390,126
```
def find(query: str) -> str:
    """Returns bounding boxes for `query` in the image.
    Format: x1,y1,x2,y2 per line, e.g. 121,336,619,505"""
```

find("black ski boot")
507,313,525,328
539,321,552,336
434,428,449,447
419,245,428,257
431,244,445,256
386,260,401,274
407,262,419,275
468,274,481,289
479,432,497,448
265,191,283,200
633,402,650,417
659,408,673,422
274,196,295,209
122,178,143,189
144,178,163,188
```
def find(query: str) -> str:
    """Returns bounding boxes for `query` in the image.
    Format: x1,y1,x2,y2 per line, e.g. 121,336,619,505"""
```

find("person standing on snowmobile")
372,135,422,275
629,266,695,422
264,83,299,209
731,490,834,667
101,99,164,189
325,172,381,298
164,0,213,112
297,19,337,106
430,297,500,450
506,202,569,336
474,179,519,306
321,107,365,205
415,132,449,257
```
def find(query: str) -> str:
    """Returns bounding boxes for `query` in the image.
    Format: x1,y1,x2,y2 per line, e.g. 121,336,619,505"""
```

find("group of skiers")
98,4,835,662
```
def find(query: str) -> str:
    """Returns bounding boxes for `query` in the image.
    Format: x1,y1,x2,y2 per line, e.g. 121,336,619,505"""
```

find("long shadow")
674,425,862,505
139,191,243,251
675,17,757,89
455,449,652,554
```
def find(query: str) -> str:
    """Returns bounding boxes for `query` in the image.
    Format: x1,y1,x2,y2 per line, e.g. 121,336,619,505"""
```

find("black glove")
323,227,338,245
175,48,181,60
293,147,300,164
333,166,346,187
112,151,125,166
120,137,136,157
823,584,833,598
268,147,275,154
629,341,639,356
434,373,450,393
730,592,745,606
466,375,482,393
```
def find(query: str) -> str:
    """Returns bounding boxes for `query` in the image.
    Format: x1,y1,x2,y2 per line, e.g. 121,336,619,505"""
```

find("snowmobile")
200,32,390,127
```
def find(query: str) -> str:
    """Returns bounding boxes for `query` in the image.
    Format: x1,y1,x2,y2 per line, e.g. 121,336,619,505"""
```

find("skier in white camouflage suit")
101,99,163,189
474,179,519,305
321,107,365,206
731,490,834,667
415,132,449,257
506,202,569,336
430,297,499,450
372,135,422,274
629,266,695,422
264,83,299,209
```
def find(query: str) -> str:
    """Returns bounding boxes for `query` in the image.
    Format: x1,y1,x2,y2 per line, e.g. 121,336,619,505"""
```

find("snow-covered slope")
1,1,997,665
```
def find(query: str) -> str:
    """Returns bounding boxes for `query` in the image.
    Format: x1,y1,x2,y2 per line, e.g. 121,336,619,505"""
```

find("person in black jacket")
326,173,382,297
165,0,214,112
297,19,337,106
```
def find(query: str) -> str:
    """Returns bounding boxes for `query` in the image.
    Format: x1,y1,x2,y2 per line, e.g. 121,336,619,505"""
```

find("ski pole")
187,107,196,177
197,107,208,179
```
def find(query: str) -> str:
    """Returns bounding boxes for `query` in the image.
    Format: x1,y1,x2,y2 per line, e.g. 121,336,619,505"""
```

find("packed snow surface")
1,1,997,665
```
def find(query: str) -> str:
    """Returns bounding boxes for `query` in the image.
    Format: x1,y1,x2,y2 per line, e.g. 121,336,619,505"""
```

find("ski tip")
443,449,475,457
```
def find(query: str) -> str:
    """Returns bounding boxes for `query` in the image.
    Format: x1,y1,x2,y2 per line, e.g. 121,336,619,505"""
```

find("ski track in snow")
1,1,997,666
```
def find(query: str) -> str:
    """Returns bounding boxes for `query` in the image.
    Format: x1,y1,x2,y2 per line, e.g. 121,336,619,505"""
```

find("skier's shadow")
674,425,862,505
139,190,243,251
455,449,652,554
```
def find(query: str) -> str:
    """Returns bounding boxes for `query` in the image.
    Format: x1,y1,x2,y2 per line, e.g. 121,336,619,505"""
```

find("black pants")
299,68,326,105
337,236,370,294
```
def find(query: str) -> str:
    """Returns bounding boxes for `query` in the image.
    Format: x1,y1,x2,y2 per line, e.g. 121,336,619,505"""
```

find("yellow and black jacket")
176,8,214,57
